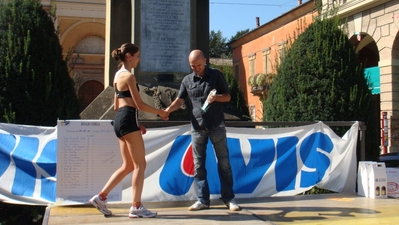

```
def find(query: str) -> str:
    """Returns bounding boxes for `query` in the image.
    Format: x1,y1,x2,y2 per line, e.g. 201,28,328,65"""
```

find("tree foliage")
211,64,250,120
209,29,251,59
209,30,229,58
0,0,80,126
228,29,250,43
263,15,380,160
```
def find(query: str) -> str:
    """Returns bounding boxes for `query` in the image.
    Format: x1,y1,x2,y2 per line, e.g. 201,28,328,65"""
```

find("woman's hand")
139,124,146,135
159,109,169,120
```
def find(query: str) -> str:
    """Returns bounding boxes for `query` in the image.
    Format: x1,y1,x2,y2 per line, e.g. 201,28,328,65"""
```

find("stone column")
104,0,132,87
193,0,210,61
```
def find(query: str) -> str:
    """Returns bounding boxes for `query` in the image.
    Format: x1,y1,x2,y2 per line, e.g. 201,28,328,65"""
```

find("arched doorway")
349,33,380,93
71,35,105,112
349,32,381,151
79,80,104,111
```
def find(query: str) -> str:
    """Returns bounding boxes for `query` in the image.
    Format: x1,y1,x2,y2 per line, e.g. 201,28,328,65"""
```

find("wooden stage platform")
43,193,399,225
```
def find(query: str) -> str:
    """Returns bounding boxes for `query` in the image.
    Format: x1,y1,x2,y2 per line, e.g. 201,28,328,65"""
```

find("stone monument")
104,0,209,87
80,0,242,122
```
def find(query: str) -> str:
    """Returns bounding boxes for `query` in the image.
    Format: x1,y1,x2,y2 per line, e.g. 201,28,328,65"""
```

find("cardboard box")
368,162,388,199
386,168,399,198
357,161,375,197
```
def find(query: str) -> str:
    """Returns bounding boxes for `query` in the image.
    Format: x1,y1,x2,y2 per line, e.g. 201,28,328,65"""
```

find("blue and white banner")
0,123,57,205
0,121,359,205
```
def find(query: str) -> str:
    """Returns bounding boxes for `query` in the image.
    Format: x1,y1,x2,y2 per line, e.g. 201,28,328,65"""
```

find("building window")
75,36,105,54
248,53,256,77
262,47,271,74
278,41,287,64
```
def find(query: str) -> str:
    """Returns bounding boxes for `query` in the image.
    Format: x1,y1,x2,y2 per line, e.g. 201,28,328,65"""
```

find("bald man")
166,49,240,211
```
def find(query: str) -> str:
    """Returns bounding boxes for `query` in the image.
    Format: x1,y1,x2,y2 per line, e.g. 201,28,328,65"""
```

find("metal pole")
383,112,388,154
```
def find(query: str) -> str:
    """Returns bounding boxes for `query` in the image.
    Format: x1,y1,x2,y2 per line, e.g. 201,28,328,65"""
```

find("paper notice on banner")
56,120,122,203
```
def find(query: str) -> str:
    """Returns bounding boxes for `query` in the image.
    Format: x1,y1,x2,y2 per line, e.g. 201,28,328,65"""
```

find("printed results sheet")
56,120,122,203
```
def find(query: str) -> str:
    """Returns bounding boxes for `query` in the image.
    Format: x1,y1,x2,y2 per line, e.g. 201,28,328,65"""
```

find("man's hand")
208,94,216,103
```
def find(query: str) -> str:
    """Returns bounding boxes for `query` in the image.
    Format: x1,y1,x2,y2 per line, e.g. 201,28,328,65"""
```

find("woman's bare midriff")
117,97,137,110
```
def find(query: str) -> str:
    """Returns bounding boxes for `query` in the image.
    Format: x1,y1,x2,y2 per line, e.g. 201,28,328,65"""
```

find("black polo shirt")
177,65,229,130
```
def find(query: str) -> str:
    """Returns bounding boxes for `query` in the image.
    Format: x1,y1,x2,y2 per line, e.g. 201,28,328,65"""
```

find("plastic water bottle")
201,89,217,112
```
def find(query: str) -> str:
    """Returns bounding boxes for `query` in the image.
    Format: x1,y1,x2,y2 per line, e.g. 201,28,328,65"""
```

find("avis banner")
0,121,358,205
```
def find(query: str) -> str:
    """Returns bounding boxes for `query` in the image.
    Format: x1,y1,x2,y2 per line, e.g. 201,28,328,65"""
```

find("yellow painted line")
326,197,355,202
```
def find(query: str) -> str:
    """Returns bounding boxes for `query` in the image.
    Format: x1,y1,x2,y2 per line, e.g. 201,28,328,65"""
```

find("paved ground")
44,193,399,225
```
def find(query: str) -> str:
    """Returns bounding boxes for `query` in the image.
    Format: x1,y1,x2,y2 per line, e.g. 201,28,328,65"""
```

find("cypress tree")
263,13,380,160
0,0,80,126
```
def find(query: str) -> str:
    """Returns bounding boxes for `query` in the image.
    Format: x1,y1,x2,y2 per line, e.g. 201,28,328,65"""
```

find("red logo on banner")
181,144,194,176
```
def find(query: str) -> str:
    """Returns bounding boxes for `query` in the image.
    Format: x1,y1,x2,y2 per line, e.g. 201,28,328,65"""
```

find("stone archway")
350,33,379,67
388,31,399,152
349,33,380,93
391,31,399,77
72,35,105,112
349,32,381,152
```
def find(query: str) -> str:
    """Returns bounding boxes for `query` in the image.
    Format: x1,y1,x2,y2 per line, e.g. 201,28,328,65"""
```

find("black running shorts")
113,106,140,138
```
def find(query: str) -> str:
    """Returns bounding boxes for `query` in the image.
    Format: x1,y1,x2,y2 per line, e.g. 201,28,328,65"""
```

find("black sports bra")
115,84,132,98
114,69,139,98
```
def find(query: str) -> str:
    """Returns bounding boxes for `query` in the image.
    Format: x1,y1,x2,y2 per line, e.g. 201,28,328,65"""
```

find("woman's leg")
90,137,134,216
100,137,134,195
123,130,146,203
123,131,157,218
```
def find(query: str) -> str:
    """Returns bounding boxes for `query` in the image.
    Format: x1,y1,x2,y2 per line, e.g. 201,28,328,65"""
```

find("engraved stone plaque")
140,0,191,73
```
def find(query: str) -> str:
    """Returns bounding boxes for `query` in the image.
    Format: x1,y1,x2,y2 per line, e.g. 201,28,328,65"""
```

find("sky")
210,0,311,39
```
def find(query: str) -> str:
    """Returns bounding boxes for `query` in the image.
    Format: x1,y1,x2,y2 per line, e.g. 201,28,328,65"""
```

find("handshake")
158,109,169,121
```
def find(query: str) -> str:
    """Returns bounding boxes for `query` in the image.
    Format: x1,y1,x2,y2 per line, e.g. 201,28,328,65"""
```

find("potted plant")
247,74,257,87
255,73,267,87
249,73,276,93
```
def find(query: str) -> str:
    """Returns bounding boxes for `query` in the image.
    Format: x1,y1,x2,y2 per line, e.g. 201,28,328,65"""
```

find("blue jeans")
191,125,235,205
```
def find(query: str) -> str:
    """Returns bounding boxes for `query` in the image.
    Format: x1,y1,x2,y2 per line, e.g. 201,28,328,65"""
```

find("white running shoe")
128,204,157,218
188,201,210,211
225,199,241,211
89,195,112,216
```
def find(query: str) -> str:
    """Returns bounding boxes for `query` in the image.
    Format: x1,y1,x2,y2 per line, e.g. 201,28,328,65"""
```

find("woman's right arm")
127,75,168,118
113,92,118,111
